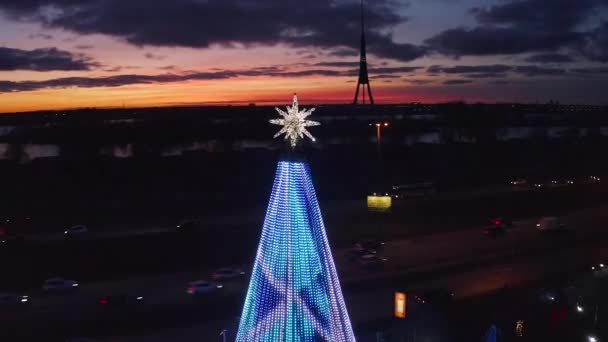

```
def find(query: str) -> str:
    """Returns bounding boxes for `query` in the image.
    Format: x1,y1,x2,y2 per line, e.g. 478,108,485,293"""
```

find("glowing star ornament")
270,94,320,148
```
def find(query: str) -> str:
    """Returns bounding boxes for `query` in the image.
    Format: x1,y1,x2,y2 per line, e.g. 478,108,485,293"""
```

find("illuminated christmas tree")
236,95,355,342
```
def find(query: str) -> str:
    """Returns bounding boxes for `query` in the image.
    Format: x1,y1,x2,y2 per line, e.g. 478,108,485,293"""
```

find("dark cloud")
372,74,401,79
425,0,601,57
443,79,473,85
28,33,53,40
144,53,166,60
369,66,423,73
466,73,508,79
514,65,567,77
490,80,511,85
0,66,362,92
427,65,512,74
102,66,122,72
580,22,608,62
428,63,567,78
158,65,177,71
425,27,581,56
75,44,94,50
0,0,425,62
570,67,608,74
0,46,97,71
471,0,596,30
327,47,359,57
404,79,435,85
314,61,360,68
524,53,576,63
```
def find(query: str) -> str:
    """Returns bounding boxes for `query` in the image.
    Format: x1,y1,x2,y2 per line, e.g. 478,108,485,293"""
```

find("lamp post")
370,121,389,157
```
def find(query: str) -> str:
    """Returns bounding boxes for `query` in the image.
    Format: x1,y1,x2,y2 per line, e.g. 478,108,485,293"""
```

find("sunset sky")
0,0,607,113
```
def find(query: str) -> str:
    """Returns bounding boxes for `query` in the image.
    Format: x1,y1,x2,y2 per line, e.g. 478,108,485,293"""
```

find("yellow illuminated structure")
367,194,392,211
394,292,407,318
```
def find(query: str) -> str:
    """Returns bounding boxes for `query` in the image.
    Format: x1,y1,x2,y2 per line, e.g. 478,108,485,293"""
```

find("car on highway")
1,234,26,249
175,220,201,232
354,239,385,252
488,217,513,229
64,225,88,239
591,262,608,277
98,294,144,307
212,268,245,280
347,247,377,261
536,217,565,232
483,225,507,237
412,289,454,307
0,293,29,308
509,178,528,186
65,337,93,342
186,280,223,295
357,254,386,269
42,277,79,293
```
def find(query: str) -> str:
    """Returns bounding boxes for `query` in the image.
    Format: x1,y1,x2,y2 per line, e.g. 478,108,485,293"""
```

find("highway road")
12,184,531,243
2,202,608,340
98,238,608,342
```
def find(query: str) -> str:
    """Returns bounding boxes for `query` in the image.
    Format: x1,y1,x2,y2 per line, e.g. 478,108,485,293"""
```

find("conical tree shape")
236,160,356,342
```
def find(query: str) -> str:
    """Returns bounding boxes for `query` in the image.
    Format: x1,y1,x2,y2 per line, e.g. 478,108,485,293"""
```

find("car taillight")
187,285,194,293
356,243,363,249
100,298,109,304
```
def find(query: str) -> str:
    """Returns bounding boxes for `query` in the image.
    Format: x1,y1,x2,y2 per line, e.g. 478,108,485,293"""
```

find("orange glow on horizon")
0,77,487,113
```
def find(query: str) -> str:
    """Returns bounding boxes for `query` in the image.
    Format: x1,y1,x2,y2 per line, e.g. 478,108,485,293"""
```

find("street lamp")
369,121,389,146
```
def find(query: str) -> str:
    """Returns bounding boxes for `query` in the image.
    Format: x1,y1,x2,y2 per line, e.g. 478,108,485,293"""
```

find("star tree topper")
270,94,320,148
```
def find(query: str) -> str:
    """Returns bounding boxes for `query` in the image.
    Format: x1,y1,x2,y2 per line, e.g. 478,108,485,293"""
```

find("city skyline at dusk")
1,0,608,112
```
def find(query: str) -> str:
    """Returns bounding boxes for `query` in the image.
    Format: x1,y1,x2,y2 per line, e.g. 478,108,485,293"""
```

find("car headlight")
72,283,79,287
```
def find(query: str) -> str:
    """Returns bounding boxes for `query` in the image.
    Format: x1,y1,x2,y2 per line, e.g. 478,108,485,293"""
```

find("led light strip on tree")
236,95,355,341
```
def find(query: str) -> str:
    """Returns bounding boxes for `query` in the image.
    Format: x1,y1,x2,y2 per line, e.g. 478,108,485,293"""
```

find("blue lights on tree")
236,160,356,341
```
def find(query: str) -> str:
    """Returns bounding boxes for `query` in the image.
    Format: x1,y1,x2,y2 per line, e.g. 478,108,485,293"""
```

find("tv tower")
353,0,374,105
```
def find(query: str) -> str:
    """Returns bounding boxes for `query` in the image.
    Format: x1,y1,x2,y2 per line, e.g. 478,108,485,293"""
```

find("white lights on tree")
270,94,320,148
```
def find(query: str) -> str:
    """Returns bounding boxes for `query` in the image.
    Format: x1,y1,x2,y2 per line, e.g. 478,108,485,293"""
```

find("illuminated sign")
395,292,407,318
367,195,392,211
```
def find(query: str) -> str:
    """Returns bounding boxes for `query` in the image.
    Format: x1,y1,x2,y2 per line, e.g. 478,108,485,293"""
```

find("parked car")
536,217,565,232
212,268,245,280
98,294,144,307
42,277,79,293
64,225,88,238
186,281,223,295
0,293,29,308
